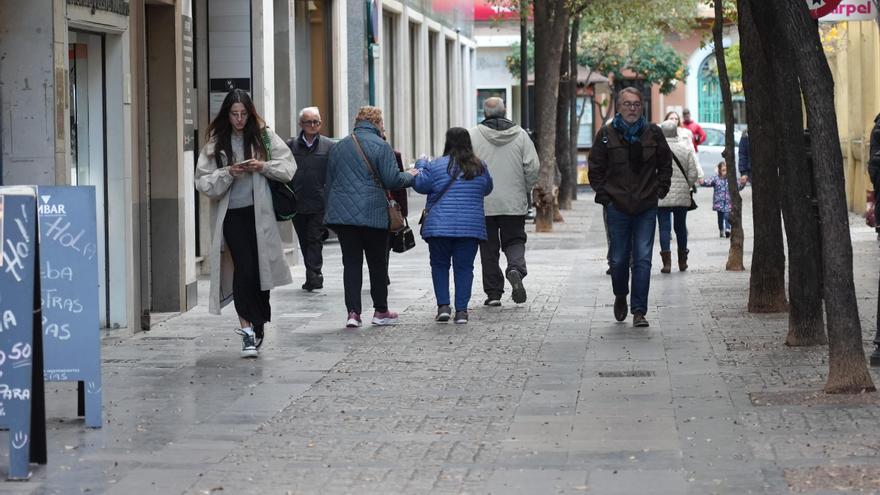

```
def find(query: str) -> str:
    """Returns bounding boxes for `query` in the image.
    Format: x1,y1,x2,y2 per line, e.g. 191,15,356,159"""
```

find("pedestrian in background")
195,89,297,358
663,110,695,149
869,113,880,357
469,97,539,306
414,127,494,324
700,161,744,238
657,119,701,274
588,87,672,327
324,106,418,328
383,138,410,287
286,106,332,292
870,113,880,197
738,130,751,185
682,109,707,151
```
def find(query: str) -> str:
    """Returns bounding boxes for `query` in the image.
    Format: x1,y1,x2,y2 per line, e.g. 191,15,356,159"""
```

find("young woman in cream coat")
195,89,297,357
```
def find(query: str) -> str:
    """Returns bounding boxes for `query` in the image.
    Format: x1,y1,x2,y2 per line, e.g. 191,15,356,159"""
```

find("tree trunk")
748,0,826,345
568,16,580,203
557,22,573,211
713,0,744,271
776,0,875,393
738,0,789,314
874,0,880,31
533,0,570,232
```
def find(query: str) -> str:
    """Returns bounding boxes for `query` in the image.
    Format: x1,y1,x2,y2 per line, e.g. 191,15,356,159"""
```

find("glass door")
68,31,109,327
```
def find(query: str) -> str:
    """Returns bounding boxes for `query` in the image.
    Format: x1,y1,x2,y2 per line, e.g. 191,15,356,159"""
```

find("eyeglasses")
301,120,321,126
620,102,643,110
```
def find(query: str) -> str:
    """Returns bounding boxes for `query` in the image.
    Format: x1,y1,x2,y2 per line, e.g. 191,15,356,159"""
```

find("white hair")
483,97,506,119
298,106,321,121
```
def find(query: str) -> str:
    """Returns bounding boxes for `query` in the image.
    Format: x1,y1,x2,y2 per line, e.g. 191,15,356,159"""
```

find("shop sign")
67,0,130,16
820,0,877,21
0,187,48,480
808,0,844,18
37,186,102,428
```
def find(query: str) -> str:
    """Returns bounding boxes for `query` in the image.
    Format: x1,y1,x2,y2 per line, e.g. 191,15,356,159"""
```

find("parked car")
697,123,743,180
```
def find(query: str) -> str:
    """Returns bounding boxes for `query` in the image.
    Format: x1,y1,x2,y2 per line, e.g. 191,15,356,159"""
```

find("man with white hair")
286,107,334,291
469,97,539,306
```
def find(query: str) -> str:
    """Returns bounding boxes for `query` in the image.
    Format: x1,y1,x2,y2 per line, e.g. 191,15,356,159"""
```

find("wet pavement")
3,187,880,494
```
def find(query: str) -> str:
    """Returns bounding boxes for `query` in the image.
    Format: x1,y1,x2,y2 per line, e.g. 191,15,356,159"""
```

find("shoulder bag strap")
670,152,692,188
351,133,392,200
262,128,272,160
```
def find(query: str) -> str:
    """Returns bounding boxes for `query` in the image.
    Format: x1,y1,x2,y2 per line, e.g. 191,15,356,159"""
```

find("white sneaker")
235,327,259,358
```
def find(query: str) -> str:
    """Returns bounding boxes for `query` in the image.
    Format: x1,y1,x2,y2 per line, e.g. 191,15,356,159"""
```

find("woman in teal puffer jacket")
324,106,418,329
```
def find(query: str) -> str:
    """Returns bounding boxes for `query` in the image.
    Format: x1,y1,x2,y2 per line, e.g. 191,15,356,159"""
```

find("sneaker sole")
346,321,362,328
240,349,259,358
372,318,399,326
484,300,502,307
454,319,468,324
633,321,650,328
506,271,527,304
436,314,451,323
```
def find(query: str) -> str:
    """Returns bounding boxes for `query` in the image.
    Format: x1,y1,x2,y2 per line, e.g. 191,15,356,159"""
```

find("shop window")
576,96,594,148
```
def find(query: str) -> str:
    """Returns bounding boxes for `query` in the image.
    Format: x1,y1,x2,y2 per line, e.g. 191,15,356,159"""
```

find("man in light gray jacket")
469,97,539,305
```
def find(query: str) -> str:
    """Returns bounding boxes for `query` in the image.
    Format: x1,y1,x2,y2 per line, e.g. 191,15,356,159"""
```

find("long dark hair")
442,127,484,180
205,89,267,168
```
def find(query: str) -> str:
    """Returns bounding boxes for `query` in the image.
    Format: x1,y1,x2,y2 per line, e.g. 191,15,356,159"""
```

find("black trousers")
331,225,389,314
223,206,270,326
292,212,325,282
479,215,528,299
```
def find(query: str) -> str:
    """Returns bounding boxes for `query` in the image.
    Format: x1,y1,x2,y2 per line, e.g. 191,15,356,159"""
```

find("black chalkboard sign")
37,186,102,428
0,187,47,480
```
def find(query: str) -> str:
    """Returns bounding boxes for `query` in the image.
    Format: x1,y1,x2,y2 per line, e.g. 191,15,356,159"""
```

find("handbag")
390,219,416,253
671,153,698,211
418,164,459,235
262,128,298,221
351,133,406,232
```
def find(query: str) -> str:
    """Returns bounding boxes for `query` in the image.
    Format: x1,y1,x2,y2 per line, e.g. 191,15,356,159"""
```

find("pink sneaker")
371,310,399,326
345,312,362,328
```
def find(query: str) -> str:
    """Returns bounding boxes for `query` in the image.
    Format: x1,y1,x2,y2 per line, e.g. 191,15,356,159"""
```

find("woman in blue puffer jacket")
414,127,494,324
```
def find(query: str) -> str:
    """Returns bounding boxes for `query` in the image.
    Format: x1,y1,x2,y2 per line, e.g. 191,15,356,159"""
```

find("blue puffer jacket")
414,156,493,240
324,121,415,229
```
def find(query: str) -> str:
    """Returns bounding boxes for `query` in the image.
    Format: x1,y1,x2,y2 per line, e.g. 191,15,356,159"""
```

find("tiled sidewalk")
4,188,880,494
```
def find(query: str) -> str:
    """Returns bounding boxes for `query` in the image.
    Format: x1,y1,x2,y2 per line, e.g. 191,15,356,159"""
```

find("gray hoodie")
469,120,540,216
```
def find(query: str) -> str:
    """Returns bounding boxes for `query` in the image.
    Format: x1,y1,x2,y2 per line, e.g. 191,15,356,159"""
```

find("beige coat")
194,129,297,315
469,123,539,216
659,135,702,208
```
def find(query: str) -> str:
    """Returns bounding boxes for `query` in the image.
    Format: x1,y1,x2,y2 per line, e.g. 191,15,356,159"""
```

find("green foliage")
502,0,699,94
505,29,535,77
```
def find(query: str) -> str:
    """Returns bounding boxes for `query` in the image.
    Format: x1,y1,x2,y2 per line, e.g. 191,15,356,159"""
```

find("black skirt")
223,206,270,326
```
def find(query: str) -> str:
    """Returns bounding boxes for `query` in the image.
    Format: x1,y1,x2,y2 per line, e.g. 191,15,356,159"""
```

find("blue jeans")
717,211,730,232
606,203,657,315
428,237,480,311
657,207,689,252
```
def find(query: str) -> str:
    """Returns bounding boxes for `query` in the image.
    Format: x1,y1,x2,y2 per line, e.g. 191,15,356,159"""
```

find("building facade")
0,0,475,333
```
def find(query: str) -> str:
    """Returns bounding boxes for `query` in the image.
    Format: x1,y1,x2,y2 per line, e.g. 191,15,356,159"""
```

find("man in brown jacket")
588,88,672,327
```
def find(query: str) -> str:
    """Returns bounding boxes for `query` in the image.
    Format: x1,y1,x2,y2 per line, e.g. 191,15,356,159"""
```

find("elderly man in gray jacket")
469,97,539,305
